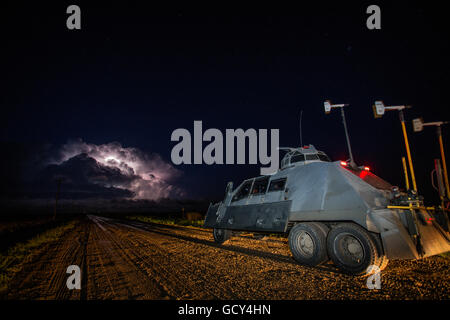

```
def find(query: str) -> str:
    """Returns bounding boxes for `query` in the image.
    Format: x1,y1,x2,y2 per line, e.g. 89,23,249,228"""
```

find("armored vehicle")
204,145,450,275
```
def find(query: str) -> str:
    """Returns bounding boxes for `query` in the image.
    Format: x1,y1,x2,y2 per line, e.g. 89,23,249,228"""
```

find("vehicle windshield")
280,147,331,169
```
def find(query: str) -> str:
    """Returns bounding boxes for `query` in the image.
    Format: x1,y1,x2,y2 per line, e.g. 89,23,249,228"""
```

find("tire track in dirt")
98,219,221,299
85,216,171,299
4,220,87,300
113,222,269,299
85,222,120,299
99,217,200,299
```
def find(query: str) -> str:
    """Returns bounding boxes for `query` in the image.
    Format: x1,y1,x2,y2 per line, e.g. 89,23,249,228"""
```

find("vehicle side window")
290,153,305,163
232,180,253,201
268,178,287,192
305,154,319,160
251,177,269,195
318,153,331,162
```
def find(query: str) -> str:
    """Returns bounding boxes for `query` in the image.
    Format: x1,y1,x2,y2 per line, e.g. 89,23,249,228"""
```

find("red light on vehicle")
359,170,369,179
303,145,309,149
364,166,370,171
340,161,347,166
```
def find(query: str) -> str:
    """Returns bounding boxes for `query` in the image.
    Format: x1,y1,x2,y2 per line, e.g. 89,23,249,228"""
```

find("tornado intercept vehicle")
204,145,450,275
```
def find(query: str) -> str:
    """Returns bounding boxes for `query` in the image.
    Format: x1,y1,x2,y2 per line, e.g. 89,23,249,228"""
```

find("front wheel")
288,222,329,266
213,228,231,244
327,223,379,276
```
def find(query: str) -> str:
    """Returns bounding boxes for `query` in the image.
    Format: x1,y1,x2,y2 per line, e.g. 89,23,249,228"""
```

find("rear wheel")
311,222,330,263
327,223,379,276
288,222,329,266
213,228,231,244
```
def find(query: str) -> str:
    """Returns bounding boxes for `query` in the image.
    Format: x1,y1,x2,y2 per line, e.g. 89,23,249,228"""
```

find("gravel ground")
3,215,449,300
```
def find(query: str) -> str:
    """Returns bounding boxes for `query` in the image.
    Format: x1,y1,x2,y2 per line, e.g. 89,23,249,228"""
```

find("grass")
0,220,77,293
126,215,205,228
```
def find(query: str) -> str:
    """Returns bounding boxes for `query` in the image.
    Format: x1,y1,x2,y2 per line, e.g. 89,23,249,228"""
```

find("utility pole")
53,178,62,221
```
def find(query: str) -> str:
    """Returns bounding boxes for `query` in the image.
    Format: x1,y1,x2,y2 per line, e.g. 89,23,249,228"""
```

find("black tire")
311,222,330,239
311,222,330,263
288,222,329,266
327,223,380,276
213,228,231,244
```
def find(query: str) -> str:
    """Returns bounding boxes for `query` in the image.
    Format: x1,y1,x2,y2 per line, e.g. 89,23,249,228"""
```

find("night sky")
1,2,449,205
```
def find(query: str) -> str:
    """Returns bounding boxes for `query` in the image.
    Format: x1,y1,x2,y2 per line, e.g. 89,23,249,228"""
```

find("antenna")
323,101,356,169
299,109,303,147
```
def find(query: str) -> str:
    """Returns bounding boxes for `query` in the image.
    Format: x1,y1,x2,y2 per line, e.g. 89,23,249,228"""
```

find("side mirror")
412,118,424,132
324,100,332,114
225,181,233,194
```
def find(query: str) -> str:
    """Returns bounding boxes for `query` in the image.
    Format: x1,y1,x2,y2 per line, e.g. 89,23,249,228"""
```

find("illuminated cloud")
48,139,184,200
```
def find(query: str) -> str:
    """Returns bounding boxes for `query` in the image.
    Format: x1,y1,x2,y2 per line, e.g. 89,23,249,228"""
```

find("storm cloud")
42,139,185,200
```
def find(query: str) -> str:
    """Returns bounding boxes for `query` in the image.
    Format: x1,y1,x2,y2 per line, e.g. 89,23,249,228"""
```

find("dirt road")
3,215,450,300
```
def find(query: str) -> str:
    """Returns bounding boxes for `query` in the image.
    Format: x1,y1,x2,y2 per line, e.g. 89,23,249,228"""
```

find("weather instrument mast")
373,101,418,193
324,100,356,169
412,118,450,200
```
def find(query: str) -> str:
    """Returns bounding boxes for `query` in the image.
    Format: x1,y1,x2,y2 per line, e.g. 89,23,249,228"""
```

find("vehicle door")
223,176,290,232
246,176,270,205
